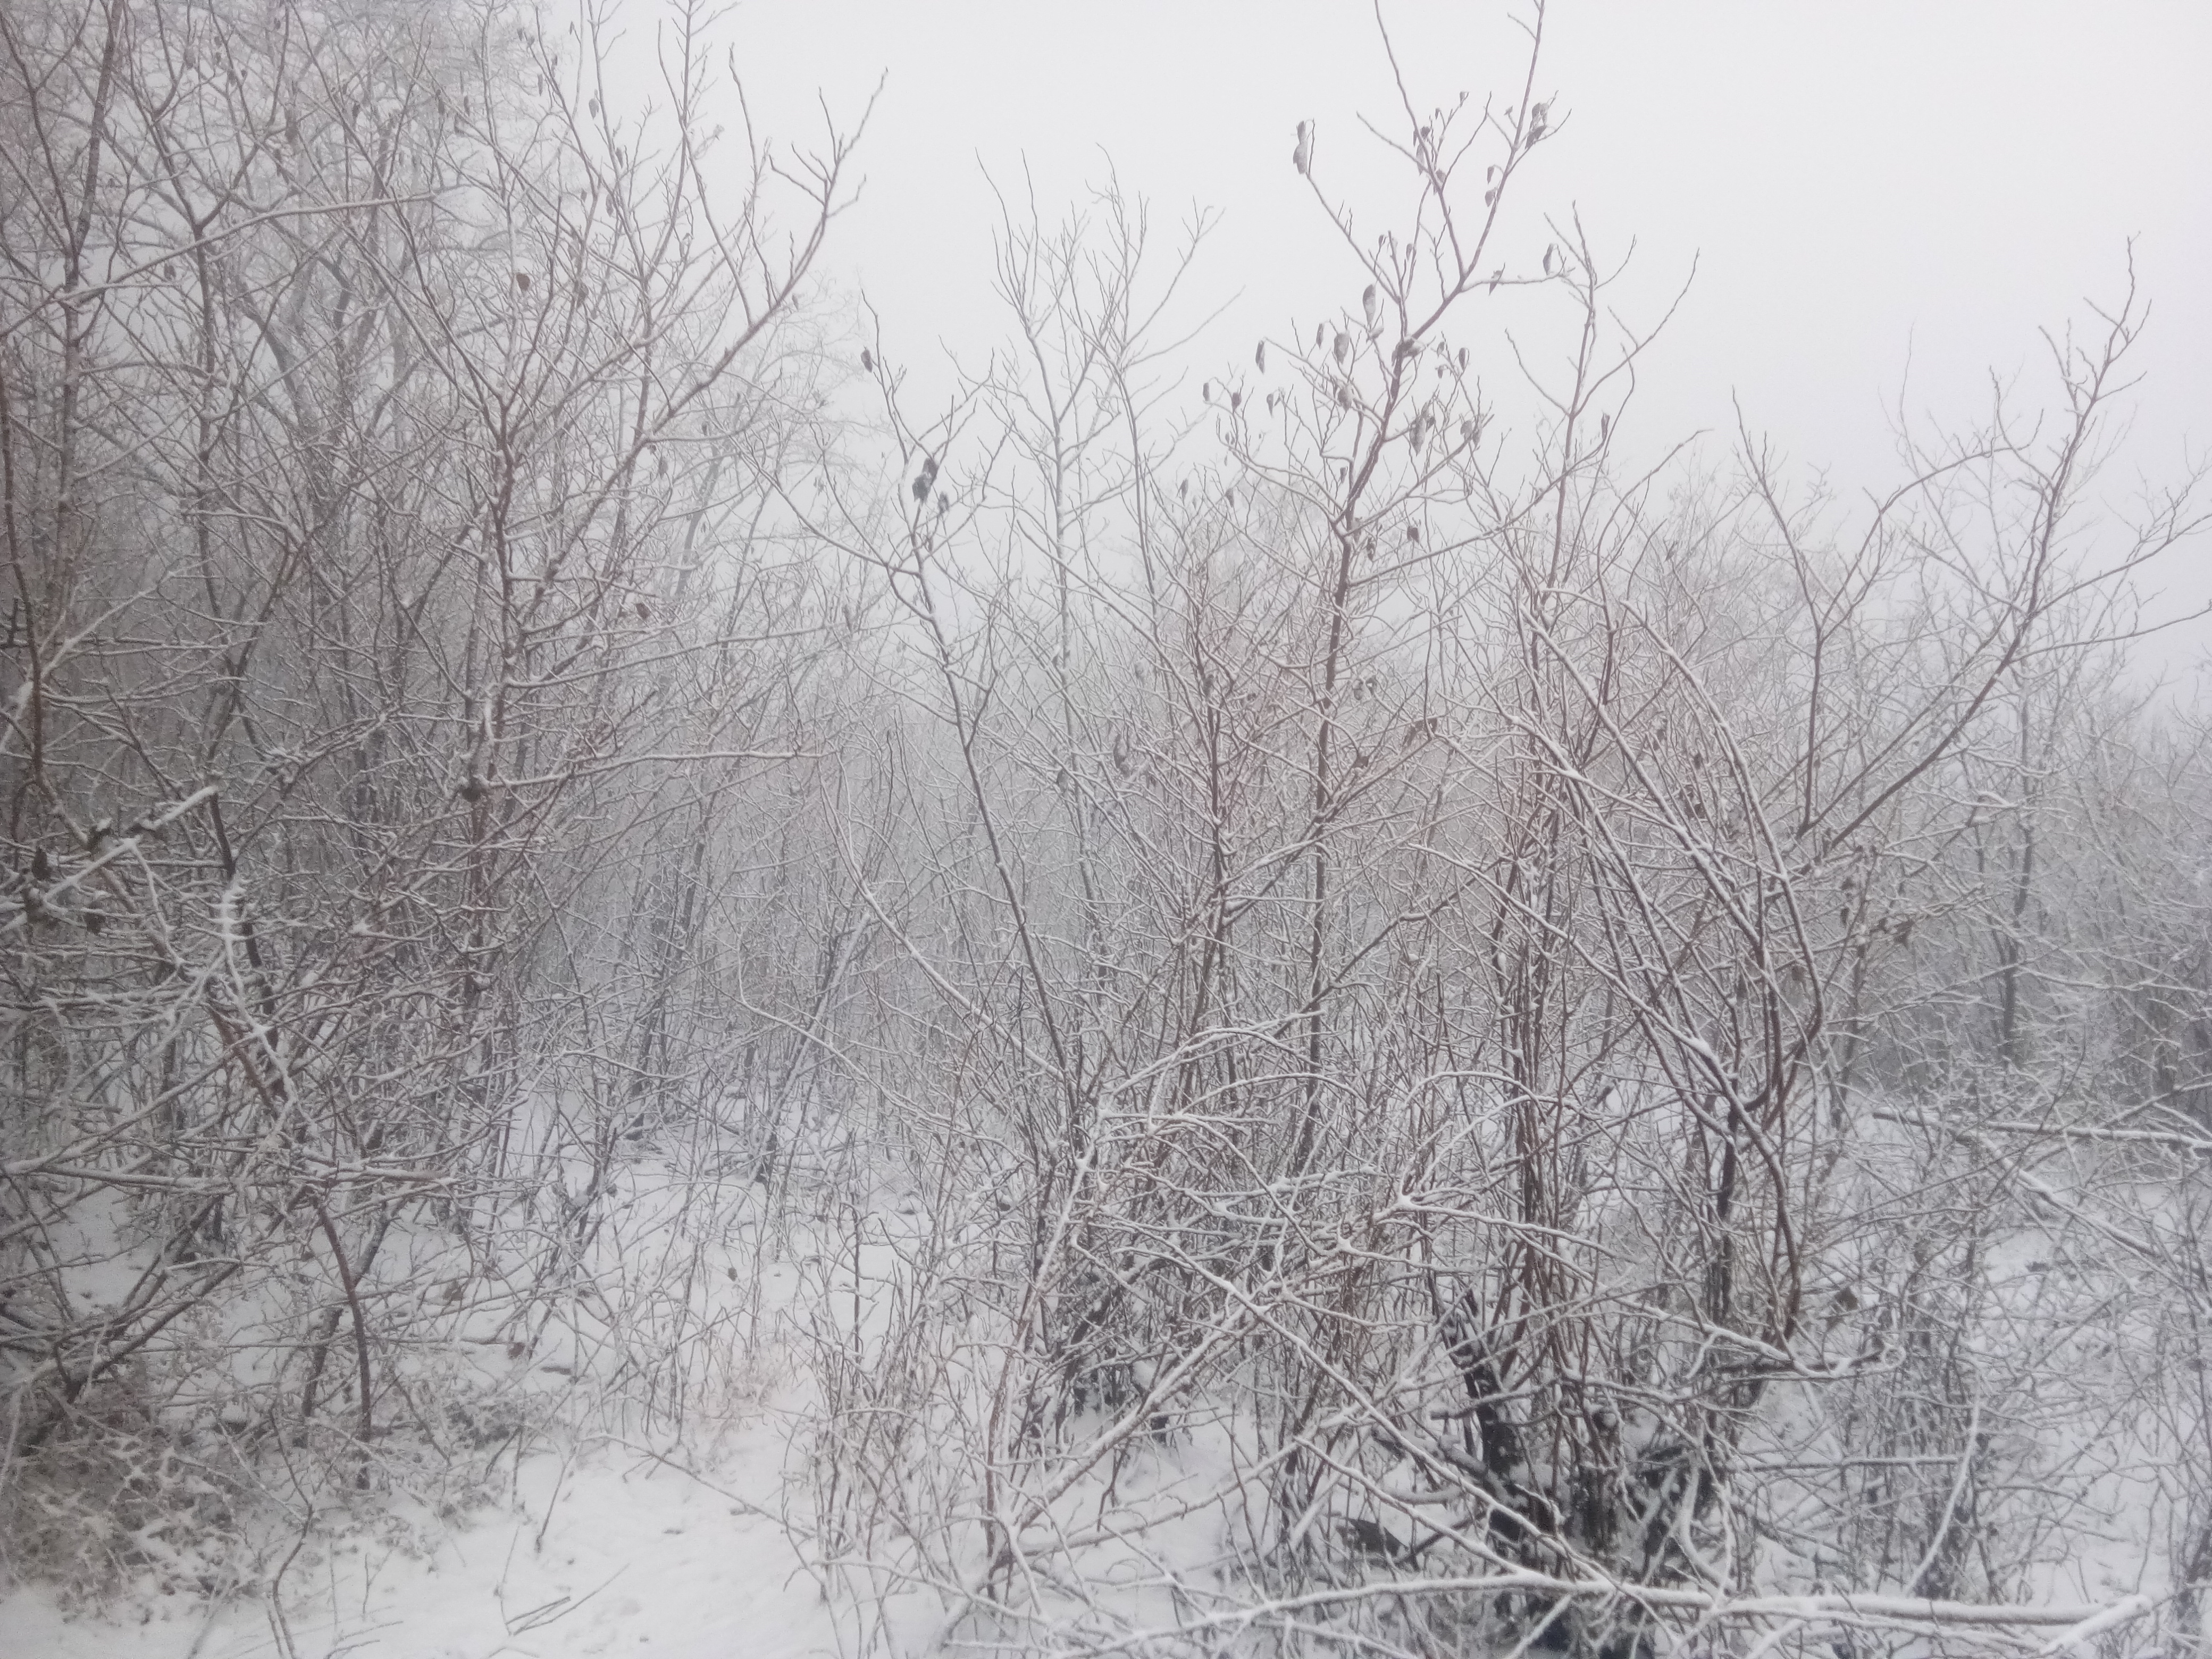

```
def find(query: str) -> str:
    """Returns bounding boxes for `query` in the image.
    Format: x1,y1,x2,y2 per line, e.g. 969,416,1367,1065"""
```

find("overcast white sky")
720,0,2211,680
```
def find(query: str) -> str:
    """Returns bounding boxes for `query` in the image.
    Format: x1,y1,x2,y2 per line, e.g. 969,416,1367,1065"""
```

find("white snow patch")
0,1423,834,1659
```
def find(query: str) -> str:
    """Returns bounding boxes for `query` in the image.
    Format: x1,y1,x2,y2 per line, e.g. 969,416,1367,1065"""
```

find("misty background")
750,0,2211,669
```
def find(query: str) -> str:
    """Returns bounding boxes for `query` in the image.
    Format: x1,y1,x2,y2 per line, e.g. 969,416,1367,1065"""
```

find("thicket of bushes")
4,2,2206,1654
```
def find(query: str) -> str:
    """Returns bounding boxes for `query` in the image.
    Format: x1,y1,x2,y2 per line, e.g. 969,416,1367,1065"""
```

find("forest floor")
0,1404,843,1657
0,1165,951,1658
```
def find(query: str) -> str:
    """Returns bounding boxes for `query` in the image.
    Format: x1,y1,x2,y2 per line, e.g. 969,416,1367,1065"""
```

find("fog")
742,0,2212,672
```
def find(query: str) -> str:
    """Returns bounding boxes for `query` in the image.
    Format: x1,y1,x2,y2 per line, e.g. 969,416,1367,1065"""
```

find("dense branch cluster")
3,2,2208,1656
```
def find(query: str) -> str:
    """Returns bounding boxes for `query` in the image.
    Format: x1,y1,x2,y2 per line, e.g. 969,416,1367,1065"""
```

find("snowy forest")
3,1,2210,1655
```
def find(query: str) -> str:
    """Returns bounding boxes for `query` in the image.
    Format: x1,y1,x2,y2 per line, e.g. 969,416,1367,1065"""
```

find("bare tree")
0,0,862,1593
789,8,2208,1657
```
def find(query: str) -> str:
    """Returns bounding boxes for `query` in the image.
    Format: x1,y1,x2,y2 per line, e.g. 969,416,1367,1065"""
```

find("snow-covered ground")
0,1404,843,1659
0,1127,930,1659
3,1141,2191,1658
